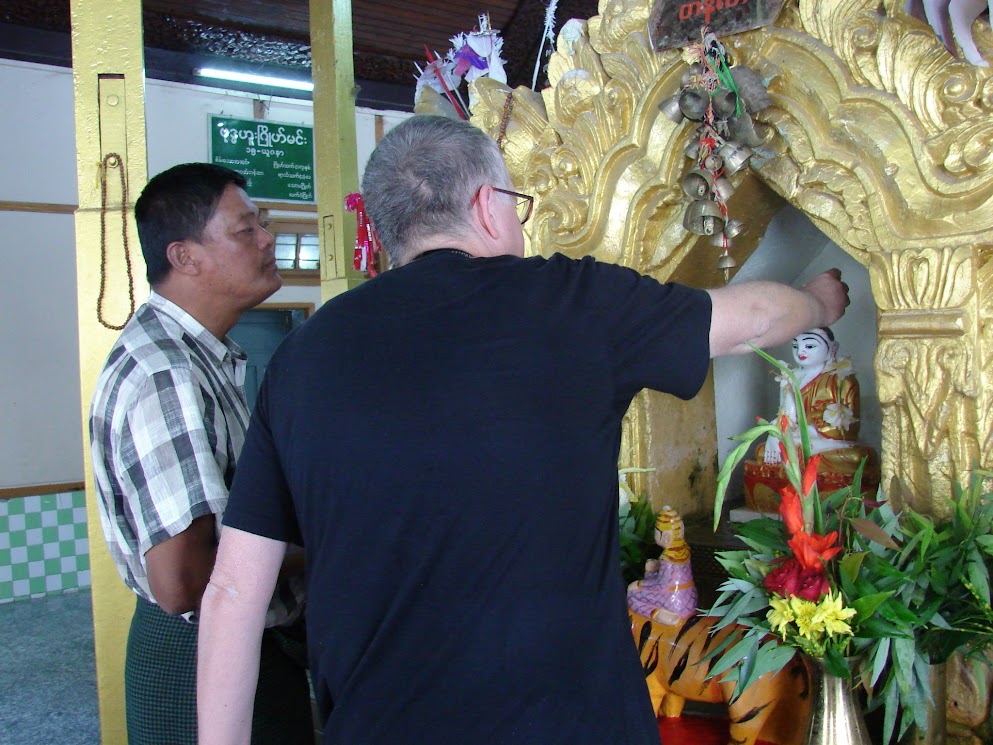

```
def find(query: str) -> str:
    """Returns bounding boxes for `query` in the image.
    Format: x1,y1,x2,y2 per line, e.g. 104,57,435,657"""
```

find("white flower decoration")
823,402,856,429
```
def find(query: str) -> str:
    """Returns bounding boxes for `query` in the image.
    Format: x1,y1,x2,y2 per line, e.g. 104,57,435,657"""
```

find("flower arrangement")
706,347,993,744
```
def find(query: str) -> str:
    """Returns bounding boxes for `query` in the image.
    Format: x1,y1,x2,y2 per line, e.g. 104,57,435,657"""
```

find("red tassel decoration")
345,192,383,277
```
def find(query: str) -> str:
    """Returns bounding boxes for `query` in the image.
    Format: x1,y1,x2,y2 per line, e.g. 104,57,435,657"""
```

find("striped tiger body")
630,611,812,745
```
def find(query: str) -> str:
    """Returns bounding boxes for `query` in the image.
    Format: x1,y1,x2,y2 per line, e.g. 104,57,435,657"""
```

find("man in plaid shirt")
89,163,312,745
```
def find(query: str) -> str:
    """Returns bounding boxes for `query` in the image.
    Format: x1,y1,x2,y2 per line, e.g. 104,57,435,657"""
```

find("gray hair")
361,115,510,266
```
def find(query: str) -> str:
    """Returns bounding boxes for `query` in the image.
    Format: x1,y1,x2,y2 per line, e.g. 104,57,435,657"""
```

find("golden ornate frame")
445,0,993,524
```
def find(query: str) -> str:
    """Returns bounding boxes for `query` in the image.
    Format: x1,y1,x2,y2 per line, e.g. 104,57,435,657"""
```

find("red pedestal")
658,714,777,745
743,460,880,514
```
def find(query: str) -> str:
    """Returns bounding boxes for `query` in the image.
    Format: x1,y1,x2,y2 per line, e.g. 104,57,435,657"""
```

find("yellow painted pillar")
310,0,365,301
70,0,148,741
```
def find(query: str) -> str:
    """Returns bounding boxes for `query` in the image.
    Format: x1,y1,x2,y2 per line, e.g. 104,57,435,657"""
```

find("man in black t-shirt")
197,115,850,745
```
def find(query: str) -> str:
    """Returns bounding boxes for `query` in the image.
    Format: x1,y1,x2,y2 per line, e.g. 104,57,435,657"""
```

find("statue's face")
655,521,684,548
792,333,830,369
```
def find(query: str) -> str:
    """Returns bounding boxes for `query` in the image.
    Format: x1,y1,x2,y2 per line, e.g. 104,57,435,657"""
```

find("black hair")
134,163,248,285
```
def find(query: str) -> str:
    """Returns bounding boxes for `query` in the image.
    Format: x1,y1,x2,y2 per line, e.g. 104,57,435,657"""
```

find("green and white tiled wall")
0,491,91,603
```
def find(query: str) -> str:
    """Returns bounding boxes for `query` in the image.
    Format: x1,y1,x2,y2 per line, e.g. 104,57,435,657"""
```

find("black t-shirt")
224,251,712,745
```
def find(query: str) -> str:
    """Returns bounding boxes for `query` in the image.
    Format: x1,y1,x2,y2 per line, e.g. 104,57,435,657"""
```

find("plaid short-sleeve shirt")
90,292,302,626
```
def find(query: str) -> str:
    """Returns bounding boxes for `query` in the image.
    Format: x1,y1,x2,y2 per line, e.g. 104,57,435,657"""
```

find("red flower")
778,486,804,535
801,454,822,497
777,413,790,464
789,530,842,570
763,557,830,601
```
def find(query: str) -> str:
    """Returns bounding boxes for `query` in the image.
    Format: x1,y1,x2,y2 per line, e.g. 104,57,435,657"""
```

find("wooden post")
310,0,365,301
70,0,149,740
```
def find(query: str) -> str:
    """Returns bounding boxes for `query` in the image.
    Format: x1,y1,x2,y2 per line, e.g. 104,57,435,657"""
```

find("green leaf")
710,587,769,631
878,599,923,627
849,517,901,550
823,646,849,678
708,633,759,680
856,615,912,639
869,635,890,688
739,639,796,693
851,591,893,623
882,675,899,745
839,552,866,585
967,555,991,604
699,626,745,665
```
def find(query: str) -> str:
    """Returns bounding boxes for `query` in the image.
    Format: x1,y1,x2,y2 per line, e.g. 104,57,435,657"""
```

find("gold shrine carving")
443,0,993,526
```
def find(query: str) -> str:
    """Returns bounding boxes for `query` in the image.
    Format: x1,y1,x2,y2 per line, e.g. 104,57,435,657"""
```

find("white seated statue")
745,327,879,511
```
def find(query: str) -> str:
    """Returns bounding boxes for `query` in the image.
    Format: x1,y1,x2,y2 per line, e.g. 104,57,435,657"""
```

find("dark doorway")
229,307,308,411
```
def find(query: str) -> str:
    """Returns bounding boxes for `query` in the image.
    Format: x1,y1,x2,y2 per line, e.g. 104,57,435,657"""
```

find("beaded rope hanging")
496,92,515,150
97,153,136,330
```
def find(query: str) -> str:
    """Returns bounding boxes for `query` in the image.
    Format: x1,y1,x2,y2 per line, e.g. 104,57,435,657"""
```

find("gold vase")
802,656,872,745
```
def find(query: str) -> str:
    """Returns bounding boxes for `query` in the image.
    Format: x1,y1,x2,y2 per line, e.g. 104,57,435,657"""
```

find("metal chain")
97,153,136,330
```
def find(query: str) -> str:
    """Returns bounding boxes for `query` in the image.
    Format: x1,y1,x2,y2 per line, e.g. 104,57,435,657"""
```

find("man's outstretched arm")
197,526,287,745
706,268,850,357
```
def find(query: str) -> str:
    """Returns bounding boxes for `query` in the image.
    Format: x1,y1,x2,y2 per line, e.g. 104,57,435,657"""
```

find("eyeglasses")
469,186,534,225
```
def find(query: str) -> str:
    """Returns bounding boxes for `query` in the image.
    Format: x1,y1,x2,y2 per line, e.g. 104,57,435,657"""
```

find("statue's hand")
763,435,783,464
644,559,660,574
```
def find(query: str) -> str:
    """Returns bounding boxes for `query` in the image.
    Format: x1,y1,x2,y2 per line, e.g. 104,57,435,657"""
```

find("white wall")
0,58,410,490
713,206,880,500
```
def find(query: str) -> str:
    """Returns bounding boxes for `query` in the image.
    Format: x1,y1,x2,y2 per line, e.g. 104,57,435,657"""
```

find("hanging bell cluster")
659,33,772,282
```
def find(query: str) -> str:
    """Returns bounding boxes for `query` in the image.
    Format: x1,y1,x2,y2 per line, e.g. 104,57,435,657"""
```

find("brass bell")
681,168,715,199
659,94,684,124
703,154,723,172
716,142,752,175
678,88,710,121
713,176,735,201
684,139,700,160
711,87,738,119
710,233,732,248
730,65,772,112
683,200,726,236
717,251,738,270
723,218,745,239
680,63,704,87
728,110,766,147
717,250,738,282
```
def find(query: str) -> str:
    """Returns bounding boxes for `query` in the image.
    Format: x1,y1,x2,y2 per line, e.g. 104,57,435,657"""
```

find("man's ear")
166,240,201,276
471,185,502,241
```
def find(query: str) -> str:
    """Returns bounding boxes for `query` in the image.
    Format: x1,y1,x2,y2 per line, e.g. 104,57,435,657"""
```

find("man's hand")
801,268,850,329
707,268,853,357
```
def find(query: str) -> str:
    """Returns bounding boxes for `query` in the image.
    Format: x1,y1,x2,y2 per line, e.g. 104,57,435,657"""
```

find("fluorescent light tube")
195,67,314,92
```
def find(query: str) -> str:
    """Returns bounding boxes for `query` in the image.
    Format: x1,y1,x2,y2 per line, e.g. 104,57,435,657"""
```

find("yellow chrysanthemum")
812,591,857,637
767,596,795,639
789,595,825,642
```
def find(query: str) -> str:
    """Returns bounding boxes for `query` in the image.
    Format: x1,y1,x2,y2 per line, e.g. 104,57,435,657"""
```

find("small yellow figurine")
626,506,697,624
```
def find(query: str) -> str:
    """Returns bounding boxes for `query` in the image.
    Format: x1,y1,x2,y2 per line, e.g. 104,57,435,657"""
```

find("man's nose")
259,224,275,249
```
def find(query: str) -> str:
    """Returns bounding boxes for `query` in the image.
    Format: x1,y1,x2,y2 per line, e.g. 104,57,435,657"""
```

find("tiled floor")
0,589,99,744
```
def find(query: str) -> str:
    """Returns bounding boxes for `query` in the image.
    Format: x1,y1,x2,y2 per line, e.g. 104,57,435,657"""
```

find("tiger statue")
630,610,812,745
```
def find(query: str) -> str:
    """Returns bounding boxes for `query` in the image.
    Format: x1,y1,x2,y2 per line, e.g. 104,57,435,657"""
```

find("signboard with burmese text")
648,0,785,52
209,115,315,203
